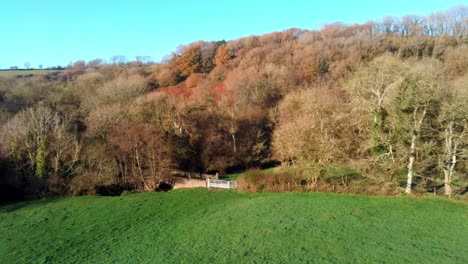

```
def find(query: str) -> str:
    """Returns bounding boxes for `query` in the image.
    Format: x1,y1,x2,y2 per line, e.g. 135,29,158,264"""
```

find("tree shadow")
0,197,62,213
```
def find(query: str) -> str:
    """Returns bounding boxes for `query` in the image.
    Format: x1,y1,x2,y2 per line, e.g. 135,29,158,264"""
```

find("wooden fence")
207,178,237,189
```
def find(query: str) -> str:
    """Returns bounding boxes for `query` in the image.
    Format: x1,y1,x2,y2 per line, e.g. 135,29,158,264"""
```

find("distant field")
0,69,62,78
1,189,466,263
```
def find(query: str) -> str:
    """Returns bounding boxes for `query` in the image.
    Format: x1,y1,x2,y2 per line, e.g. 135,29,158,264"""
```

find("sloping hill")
0,189,467,263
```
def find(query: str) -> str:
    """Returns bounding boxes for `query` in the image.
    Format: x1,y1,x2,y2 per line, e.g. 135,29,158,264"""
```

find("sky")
0,0,465,69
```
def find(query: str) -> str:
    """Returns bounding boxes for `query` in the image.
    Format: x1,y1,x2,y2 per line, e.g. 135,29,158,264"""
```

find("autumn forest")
0,6,467,201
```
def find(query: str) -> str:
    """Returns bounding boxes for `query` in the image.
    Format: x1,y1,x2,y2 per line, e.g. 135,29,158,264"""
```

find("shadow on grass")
0,197,62,213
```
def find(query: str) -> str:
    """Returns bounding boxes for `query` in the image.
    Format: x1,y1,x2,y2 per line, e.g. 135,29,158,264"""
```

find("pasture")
0,189,466,263
0,69,62,78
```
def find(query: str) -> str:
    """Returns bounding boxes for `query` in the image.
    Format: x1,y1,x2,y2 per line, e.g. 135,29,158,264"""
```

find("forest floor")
0,189,466,263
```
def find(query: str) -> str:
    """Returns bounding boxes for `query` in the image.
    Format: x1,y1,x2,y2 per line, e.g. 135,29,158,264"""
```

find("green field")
1,189,467,263
0,70,62,78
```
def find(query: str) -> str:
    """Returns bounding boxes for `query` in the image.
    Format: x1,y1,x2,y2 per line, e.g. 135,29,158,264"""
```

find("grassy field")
1,189,467,263
0,70,62,78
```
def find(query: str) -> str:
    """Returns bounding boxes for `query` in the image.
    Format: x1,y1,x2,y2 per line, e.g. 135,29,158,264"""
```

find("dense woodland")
0,6,467,200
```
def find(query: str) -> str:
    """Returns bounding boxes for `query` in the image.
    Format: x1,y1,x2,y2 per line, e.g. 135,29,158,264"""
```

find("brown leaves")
214,44,233,66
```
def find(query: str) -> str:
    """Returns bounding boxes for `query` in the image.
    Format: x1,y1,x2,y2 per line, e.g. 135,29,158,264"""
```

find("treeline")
0,6,466,200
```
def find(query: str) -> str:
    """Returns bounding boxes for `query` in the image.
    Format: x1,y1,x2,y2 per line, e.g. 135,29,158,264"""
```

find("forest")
0,6,466,201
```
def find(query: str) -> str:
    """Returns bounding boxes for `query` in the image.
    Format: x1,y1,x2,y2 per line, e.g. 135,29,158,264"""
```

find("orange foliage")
214,44,233,66
174,44,202,78
153,81,233,105
210,83,233,103
186,73,204,88
156,83,193,99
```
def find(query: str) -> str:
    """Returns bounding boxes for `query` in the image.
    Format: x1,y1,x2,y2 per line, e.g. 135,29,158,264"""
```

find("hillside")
1,189,467,263
0,6,467,200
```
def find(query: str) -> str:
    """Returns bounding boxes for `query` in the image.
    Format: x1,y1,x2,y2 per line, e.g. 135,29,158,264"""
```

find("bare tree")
1,105,80,193
110,55,127,65
439,76,467,196
87,58,104,69
135,56,153,66
273,86,353,188
389,60,446,194
346,55,406,165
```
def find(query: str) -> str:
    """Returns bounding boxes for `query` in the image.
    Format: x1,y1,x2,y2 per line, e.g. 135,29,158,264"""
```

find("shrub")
237,169,300,192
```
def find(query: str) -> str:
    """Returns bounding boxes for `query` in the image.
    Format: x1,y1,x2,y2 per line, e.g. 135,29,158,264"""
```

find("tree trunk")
231,133,237,153
405,133,417,194
443,170,451,197
443,149,457,197
443,121,457,197
405,107,426,194
134,147,150,191
449,145,457,196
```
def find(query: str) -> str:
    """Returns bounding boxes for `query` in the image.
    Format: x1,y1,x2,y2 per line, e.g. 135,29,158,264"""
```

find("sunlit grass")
0,70,62,78
1,189,466,263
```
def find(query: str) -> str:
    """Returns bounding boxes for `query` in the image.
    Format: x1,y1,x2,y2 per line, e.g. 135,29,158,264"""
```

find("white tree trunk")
443,170,451,197
405,107,426,194
443,122,453,196
449,146,457,194
443,121,459,197
405,133,417,194
443,146,457,197
231,133,237,153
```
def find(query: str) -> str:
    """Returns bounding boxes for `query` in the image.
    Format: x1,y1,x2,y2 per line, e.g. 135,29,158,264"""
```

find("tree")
346,55,407,162
200,41,224,73
85,103,129,139
72,60,86,71
438,76,467,196
110,55,127,65
273,87,353,188
135,56,153,66
24,62,31,69
346,56,452,192
174,44,202,78
214,43,233,66
0,105,80,195
389,59,446,193
82,75,147,112
444,45,468,77
108,122,173,191
87,58,104,69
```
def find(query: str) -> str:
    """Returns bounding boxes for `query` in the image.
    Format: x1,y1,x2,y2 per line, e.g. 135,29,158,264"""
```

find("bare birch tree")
388,59,446,193
438,76,467,196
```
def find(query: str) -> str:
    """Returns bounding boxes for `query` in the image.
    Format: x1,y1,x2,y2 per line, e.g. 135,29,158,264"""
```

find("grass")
0,70,62,78
221,171,243,181
0,189,467,263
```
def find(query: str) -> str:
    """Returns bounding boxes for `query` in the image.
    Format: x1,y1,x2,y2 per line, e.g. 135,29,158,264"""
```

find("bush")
237,169,300,192
237,166,400,195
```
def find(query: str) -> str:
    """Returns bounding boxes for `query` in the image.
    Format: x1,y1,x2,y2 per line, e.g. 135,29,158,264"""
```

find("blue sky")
0,0,465,68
